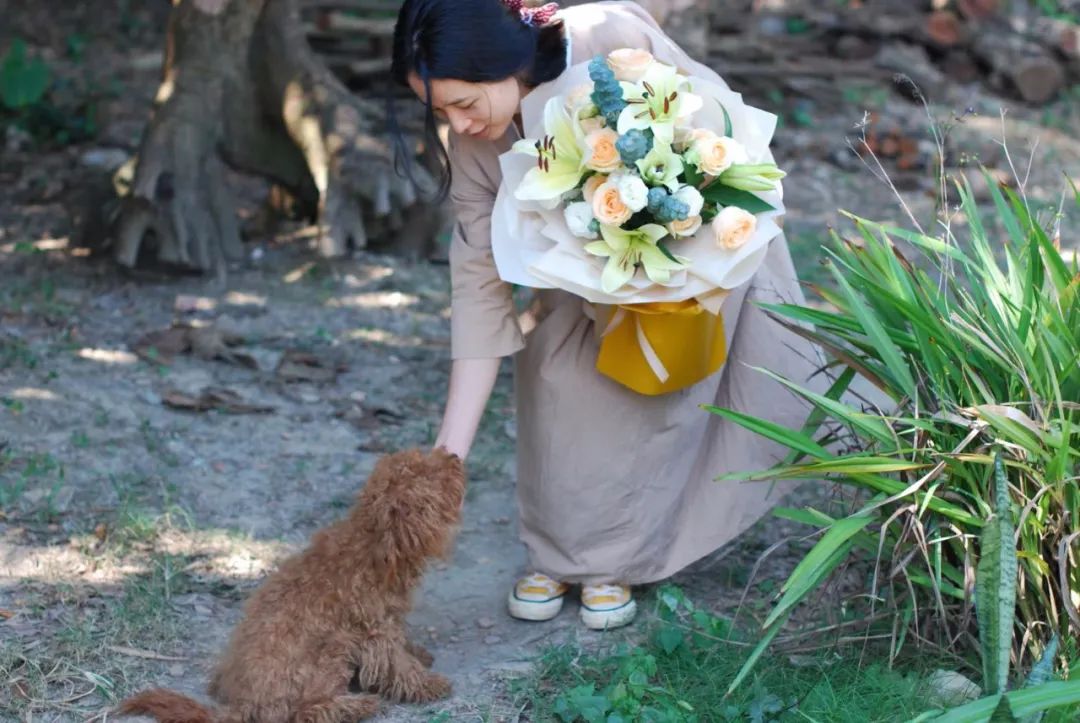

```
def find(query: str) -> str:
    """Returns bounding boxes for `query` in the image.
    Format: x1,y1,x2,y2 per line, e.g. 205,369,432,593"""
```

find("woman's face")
407,73,523,141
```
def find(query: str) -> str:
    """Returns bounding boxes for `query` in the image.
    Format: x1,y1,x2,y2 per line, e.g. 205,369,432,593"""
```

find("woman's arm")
433,357,502,459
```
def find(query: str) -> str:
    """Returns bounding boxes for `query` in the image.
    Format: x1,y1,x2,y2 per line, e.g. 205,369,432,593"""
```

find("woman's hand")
433,357,502,460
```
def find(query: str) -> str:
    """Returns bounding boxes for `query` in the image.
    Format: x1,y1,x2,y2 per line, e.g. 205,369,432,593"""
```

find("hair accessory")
502,0,560,27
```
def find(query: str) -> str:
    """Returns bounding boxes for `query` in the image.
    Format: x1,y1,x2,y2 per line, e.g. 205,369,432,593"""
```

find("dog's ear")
357,449,466,584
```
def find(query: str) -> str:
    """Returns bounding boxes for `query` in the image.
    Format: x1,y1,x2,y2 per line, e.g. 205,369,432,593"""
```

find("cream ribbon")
591,304,671,384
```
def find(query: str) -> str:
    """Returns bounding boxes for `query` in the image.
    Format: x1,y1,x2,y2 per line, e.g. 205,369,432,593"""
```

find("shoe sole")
580,599,637,630
507,590,565,621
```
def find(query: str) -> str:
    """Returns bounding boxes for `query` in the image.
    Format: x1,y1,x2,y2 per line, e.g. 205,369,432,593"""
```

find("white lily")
635,142,684,193
616,63,702,146
513,96,587,204
584,223,688,293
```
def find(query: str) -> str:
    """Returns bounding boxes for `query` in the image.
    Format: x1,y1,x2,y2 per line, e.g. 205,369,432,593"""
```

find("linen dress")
446,1,824,585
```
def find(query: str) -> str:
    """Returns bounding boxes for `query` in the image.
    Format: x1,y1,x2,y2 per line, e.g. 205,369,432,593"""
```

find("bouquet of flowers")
491,49,786,394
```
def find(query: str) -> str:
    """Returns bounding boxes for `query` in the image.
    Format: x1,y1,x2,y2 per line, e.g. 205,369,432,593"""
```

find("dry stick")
847,106,926,236
729,534,798,636
1058,531,1080,631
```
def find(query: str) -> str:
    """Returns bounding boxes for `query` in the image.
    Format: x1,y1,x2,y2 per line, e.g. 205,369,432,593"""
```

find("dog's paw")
407,642,434,668
407,672,452,703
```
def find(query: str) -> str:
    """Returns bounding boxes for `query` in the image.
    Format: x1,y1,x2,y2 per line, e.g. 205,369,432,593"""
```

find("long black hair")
388,0,568,200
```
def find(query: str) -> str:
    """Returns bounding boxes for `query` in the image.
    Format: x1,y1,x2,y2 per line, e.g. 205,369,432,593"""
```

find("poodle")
118,447,466,723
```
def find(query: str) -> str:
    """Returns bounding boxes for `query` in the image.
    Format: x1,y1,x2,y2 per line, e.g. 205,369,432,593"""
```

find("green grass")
510,586,1080,722
510,587,946,723
1,553,194,720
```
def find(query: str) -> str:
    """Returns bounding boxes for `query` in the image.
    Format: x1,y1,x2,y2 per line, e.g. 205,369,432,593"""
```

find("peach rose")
607,48,655,82
690,130,748,177
585,128,622,173
667,215,703,238
592,181,633,226
712,206,757,250
582,174,606,204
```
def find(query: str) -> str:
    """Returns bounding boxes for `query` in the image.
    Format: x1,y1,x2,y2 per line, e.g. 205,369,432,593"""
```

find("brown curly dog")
118,447,465,723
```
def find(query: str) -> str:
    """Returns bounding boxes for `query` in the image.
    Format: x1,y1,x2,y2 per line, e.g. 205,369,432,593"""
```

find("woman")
391,0,821,630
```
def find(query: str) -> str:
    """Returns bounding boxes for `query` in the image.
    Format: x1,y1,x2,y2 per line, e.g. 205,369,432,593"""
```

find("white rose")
673,185,704,217
606,48,655,83
564,202,599,239
614,174,649,213
712,206,757,250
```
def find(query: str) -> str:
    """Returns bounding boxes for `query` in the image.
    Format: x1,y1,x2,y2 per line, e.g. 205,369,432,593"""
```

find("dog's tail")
117,688,219,723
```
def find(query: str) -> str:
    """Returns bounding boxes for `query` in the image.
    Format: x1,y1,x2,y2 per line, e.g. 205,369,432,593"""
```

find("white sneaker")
579,583,637,630
507,573,570,622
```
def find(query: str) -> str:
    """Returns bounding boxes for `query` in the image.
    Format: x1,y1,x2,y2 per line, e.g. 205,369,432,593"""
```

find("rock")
483,634,503,645
5,125,31,153
926,669,981,707
476,617,496,630
168,663,186,677
80,148,130,172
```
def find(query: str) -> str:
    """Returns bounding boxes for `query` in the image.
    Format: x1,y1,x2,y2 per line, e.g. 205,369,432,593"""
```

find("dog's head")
354,447,466,583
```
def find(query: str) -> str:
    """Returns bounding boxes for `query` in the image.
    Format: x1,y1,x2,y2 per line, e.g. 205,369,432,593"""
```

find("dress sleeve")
446,130,526,360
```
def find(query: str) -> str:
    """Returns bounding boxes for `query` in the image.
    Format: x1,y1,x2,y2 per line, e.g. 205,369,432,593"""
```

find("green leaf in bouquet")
684,163,707,189
700,185,775,215
718,99,733,137
656,240,681,265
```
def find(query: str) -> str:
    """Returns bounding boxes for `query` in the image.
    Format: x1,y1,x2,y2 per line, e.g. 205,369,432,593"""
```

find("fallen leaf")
162,387,275,415
132,322,257,369
132,324,194,364
275,349,345,384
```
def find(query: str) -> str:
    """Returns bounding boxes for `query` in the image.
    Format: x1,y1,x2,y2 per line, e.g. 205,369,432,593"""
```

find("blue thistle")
588,55,626,127
616,129,652,165
647,187,669,216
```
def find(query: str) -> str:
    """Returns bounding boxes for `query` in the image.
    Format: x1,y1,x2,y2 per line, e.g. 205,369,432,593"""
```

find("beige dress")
447,1,822,585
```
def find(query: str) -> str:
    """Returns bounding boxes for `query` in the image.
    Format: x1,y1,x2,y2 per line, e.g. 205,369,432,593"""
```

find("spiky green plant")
708,173,1080,697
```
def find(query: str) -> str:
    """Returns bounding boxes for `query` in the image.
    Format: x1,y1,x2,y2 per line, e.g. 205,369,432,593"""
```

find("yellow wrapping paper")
594,300,727,396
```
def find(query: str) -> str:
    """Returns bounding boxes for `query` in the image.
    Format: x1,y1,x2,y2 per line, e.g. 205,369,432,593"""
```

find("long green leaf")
977,454,1018,697
763,514,873,628
748,366,897,446
1018,635,1061,723
724,612,786,696
827,260,919,401
702,406,830,460
922,681,1080,722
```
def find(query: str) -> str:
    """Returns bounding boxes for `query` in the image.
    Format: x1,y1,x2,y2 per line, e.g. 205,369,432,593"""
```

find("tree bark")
113,0,431,273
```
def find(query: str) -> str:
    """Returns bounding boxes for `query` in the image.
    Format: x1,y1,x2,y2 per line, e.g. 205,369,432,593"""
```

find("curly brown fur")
118,448,465,723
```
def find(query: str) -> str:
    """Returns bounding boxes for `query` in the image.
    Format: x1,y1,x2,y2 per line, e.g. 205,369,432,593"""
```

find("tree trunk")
113,0,432,273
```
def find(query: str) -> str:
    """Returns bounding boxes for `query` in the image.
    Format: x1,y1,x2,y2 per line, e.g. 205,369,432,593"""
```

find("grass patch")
1,553,194,720
510,586,971,723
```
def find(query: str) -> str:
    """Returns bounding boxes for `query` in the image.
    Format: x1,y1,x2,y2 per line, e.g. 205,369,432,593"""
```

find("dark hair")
388,0,568,201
